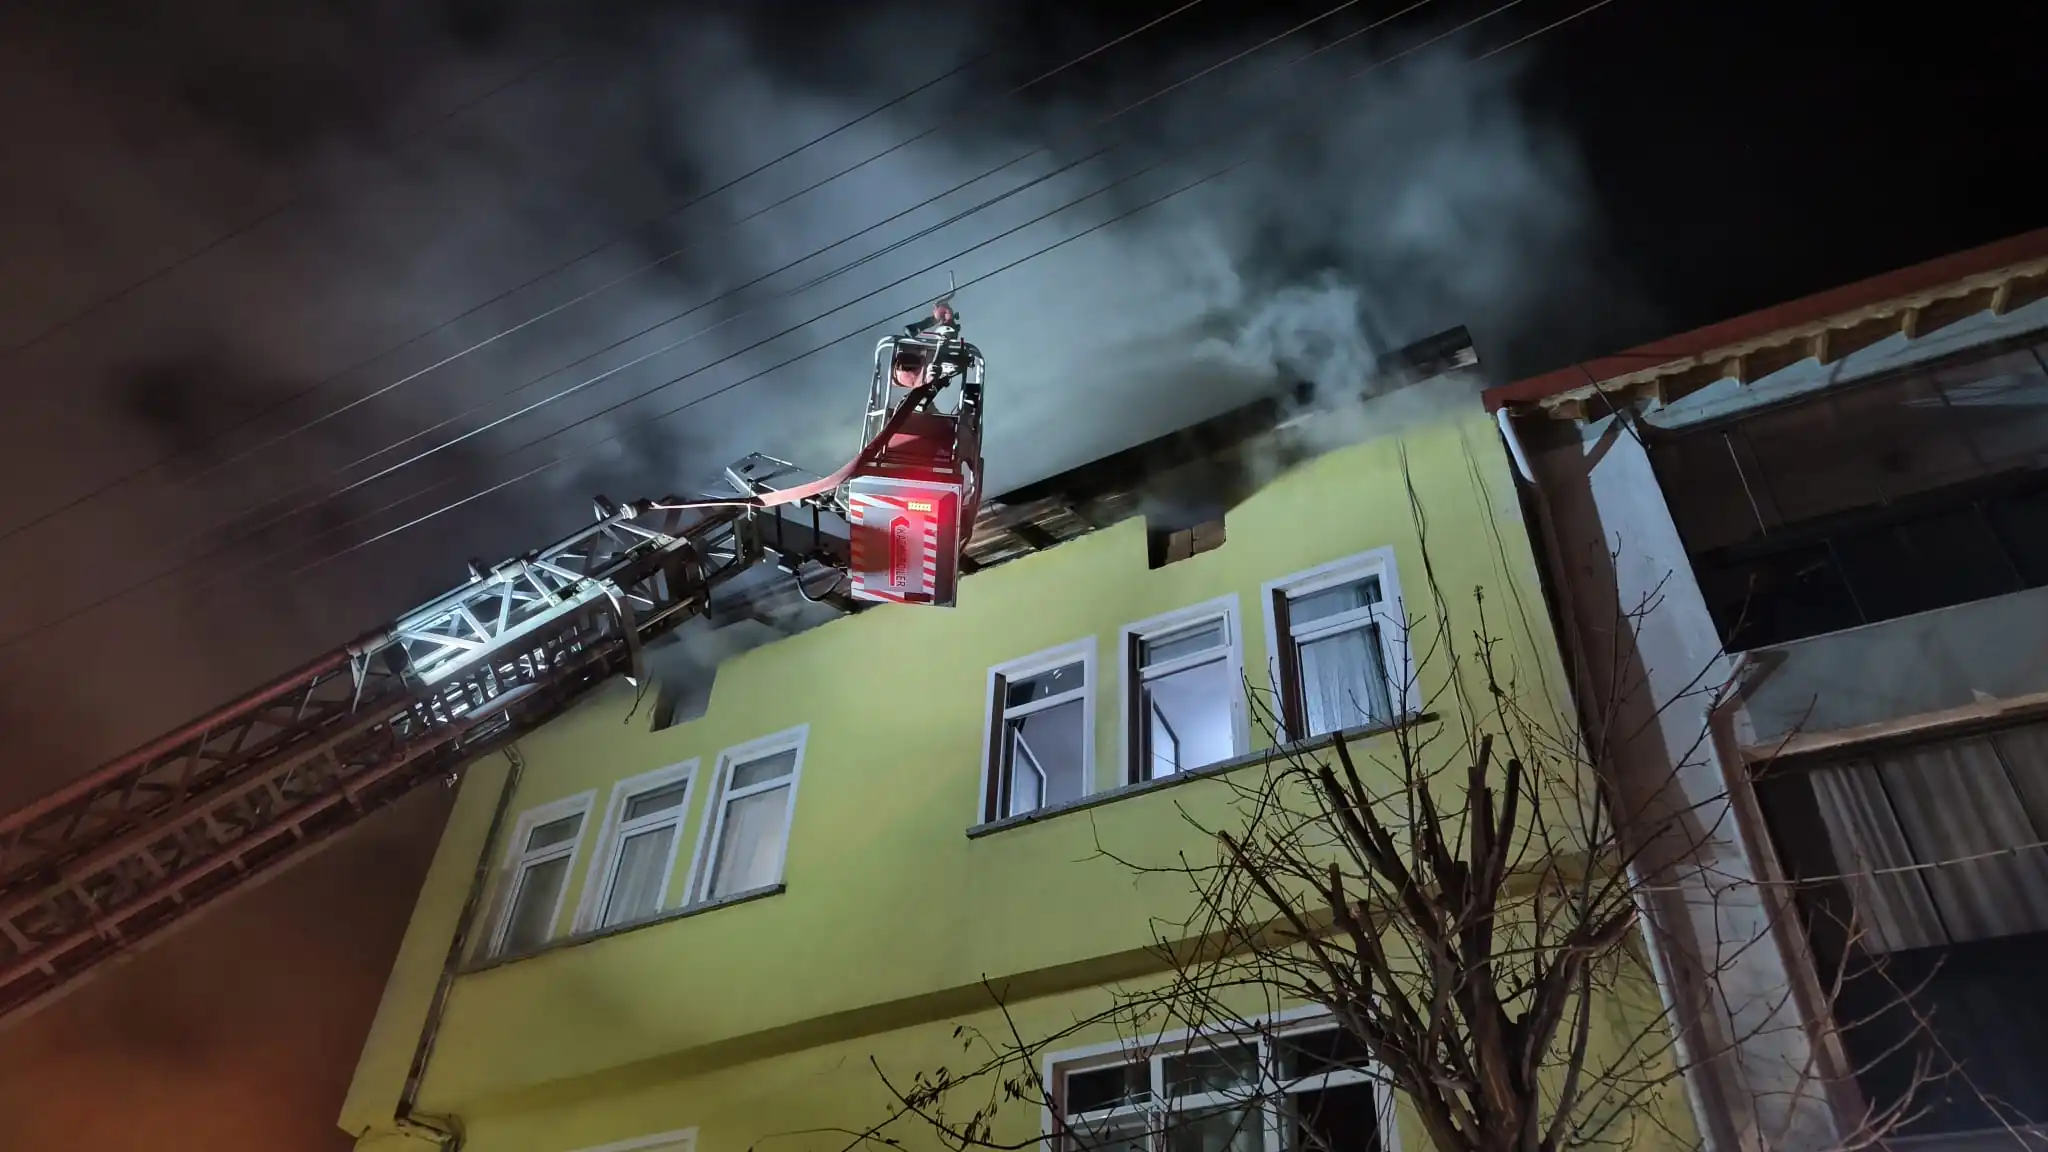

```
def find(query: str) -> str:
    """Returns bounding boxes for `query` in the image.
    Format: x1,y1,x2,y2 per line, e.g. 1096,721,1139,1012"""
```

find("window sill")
967,714,1435,839
462,883,786,974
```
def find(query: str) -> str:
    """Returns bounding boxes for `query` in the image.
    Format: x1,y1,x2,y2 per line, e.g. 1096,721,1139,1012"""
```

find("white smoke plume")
0,0,1641,776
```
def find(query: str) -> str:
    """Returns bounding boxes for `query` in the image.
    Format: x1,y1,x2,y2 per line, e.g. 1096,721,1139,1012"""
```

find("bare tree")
775,530,2002,1152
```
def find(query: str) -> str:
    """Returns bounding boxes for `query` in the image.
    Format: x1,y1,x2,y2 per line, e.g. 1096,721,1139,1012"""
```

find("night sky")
0,2,2039,1149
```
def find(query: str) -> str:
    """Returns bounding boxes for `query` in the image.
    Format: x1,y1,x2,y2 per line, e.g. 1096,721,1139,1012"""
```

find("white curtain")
1298,625,1391,738
1810,724,2048,953
708,785,790,899
601,827,673,927
1809,767,1949,952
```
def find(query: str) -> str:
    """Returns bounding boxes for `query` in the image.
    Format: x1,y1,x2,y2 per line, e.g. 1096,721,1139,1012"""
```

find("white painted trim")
573,760,700,932
567,1126,698,1152
686,725,809,904
1039,1004,1402,1152
978,636,1098,825
1260,546,1418,744
489,789,597,957
1117,594,1248,787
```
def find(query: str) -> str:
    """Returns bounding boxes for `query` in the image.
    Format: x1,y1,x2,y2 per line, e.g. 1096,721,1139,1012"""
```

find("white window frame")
1260,548,1416,745
1118,595,1249,786
489,790,596,958
568,1127,697,1152
1041,1005,1402,1152
978,637,1098,824
573,760,699,932
685,725,808,904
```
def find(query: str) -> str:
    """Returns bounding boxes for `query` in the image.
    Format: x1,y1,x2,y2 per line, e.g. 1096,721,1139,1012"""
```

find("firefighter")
891,346,926,390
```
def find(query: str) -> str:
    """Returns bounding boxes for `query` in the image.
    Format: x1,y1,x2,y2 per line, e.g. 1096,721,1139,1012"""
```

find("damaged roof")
708,326,1480,628
960,325,1479,573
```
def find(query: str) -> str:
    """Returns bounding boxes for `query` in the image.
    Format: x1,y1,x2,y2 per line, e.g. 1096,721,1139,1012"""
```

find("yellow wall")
344,401,1602,1147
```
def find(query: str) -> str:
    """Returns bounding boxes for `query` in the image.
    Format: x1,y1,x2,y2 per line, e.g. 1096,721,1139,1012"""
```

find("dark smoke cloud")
0,0,1640,775
0,6,1645,1147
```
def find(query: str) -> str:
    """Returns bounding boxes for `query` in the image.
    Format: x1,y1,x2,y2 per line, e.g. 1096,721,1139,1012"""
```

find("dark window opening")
1652,339,2048,650
1693,468,2048,650
1752,722,2048,1136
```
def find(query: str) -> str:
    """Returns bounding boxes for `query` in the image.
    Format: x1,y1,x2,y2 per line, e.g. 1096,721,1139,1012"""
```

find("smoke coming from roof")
0,0,1638,775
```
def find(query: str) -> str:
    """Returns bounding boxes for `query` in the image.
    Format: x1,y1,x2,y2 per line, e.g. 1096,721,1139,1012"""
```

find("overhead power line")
264,0,1600,583
0,0,1623,655
0,1,1208,546
128,0,1406,589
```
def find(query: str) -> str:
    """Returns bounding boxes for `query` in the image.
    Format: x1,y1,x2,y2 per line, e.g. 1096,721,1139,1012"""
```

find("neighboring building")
336,330,1642,1152
1490,228,2048,1150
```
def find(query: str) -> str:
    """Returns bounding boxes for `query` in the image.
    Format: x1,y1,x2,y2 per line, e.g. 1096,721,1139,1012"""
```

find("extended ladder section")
0,486,787,1022
0,299,993,1025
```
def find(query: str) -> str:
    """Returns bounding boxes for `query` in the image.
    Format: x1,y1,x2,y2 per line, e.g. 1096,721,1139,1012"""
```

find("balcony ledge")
967,714,1436,840
461,883,786,976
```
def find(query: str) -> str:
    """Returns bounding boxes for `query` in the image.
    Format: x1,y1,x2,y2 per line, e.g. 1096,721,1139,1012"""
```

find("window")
492,792,593,957
693,728,805,903
1051,1019,1394,1152
1792,724,2048,954
983,639,1095,823
578,762,696,932
1263,551,1409,743
1122,599,1246,784
1755,720,2048,1137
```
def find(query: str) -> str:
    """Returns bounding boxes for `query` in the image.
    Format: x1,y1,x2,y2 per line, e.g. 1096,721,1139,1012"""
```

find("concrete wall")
1742,584,2048,743
1515,308,2048,1151
1524,413,1836,1152
344,402,1658,1151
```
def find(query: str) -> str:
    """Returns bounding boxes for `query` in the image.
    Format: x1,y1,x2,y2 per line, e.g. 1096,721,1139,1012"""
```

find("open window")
693,728,806,903
1263,550,1410,743
578,762,696,932
490,792,594,958
982,639,1095,823
1121,598,1246,784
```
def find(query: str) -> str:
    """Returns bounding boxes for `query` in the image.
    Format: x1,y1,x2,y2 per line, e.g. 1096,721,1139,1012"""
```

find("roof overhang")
1483,228,2048,422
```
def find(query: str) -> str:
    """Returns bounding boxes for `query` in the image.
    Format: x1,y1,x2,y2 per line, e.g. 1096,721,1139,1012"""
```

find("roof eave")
1484,227,2048,421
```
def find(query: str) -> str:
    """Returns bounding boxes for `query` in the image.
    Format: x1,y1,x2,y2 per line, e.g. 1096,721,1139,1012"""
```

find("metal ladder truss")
0,477,807,1022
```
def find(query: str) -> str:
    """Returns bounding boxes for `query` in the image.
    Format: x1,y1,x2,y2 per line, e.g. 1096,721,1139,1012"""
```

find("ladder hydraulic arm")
0,299,987,1026
0,492,780,1024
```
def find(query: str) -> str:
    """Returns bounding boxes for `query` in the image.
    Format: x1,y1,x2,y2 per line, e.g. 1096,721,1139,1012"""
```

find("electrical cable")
265,0,1605,575
0,45,583,362
0,45,982,542
0,0,1621,654
0,1,1208,545
142,0,1417,580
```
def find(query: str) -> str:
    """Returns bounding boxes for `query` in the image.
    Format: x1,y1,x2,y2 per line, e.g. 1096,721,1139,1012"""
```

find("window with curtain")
1054,1023,1389,1152
1269,559,1401,742
1760,720,2048,1136
594,775,692,930
985,642,1092,822
496,807,586,957
1801,723,2048,953
700,741,802,902
1126,608,1241,784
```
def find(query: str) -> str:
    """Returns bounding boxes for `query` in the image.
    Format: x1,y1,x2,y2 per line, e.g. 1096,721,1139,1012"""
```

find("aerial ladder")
0,301,986,1022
